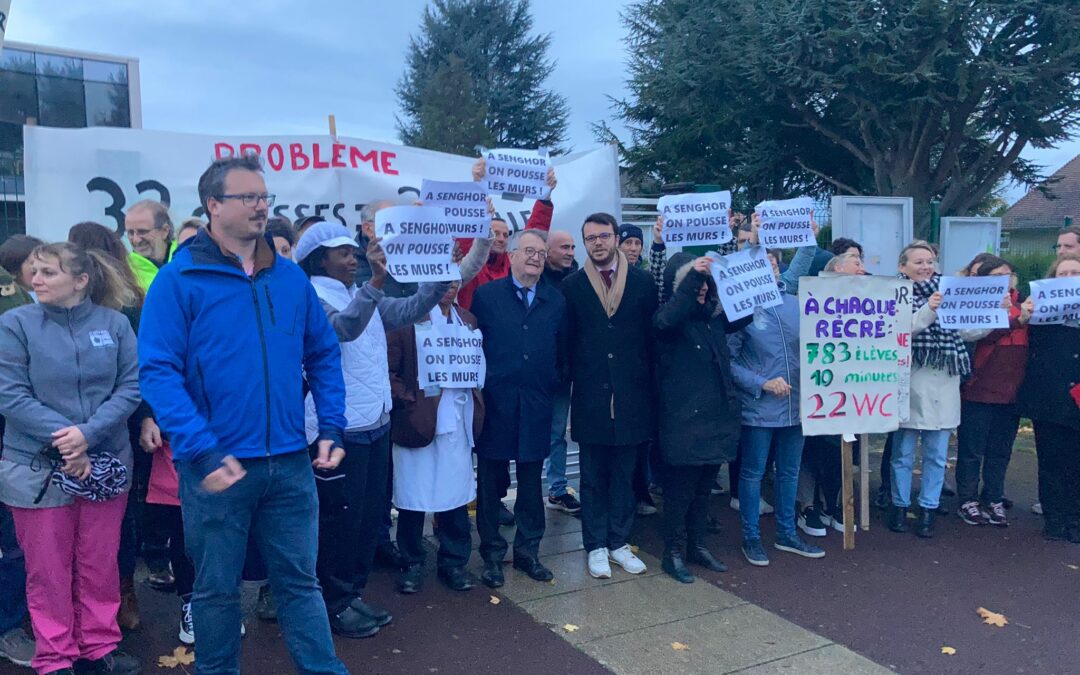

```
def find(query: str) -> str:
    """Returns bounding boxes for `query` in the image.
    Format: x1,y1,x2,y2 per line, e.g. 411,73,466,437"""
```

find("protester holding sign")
387,281,485,595
653,253,752,583
455,158,556,310
294,221,488,638
889,241,982,539
1018,255,1080,543
955,256,1028,528
727,239,824,566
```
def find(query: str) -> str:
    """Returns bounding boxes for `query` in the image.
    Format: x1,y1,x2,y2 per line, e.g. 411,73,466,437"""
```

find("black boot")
661,548,694,584
888,505,908,533
687,543,727,572
915,509,936,538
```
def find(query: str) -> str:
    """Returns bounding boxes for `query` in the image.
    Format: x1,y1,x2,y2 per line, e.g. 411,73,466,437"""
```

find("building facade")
0,40,141,241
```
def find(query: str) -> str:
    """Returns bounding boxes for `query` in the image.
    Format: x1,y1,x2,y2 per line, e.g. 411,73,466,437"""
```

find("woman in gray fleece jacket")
0,242,141,675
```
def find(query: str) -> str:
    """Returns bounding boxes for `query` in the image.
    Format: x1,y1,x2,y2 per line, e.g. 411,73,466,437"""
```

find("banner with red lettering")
798,274,913,436
22,127,620,248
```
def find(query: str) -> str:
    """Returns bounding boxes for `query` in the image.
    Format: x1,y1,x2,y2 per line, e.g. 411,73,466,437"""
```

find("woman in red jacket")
955,255,1029,527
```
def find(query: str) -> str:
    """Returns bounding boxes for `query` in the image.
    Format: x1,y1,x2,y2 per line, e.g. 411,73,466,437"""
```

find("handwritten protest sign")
375,205,459,283
484,148,550,199
708,246,782,321
415,316,486,389
658,191,732,246
1029,277,1080,325
756,197,816,248
799,275,913,435
419,179,490,238
936,276,1009,329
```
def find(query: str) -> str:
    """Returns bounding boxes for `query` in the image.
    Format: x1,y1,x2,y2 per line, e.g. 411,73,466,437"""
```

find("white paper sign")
419,179,490,238
0,1,11,55
1029,277,1080,325
936,276,1009,329
415,319,486,389
22,127,621,257
375,205,459,283
484,148,550,199
707,246,782,321
756,197,816,248
658,191,732,246
799,275,914,435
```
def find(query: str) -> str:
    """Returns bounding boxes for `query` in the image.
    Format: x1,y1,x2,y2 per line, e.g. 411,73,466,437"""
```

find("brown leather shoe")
117,577,141,631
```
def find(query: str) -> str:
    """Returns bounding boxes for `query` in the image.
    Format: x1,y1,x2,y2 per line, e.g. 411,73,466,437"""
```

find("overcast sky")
7,0,1077,204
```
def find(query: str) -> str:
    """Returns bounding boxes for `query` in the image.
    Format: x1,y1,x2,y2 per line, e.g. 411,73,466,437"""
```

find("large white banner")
799,275,913,436
22,127,621,252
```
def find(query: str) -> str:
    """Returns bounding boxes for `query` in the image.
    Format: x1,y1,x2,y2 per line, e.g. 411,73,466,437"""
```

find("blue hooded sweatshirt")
138,228,346,479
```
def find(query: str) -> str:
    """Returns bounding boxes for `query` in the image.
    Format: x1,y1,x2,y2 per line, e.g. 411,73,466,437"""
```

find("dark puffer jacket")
653,253,752,466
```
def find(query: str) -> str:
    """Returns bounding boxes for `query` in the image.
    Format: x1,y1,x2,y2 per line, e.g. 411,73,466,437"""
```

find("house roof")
1003,154,1080,230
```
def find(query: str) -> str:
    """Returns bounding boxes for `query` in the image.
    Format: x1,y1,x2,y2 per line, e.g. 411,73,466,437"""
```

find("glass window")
83,59,128,84
0,48,37,74
85,82,130,127
37,75,86,128
35,53,83,80
0,71,38,124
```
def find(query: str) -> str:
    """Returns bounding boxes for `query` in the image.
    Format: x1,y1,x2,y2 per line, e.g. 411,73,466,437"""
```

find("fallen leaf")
941,646,957,655
671,642,690,651
489,595,501,605
976,607,1008,628
158,646,195,668
630,544,640,553
562,623,579,633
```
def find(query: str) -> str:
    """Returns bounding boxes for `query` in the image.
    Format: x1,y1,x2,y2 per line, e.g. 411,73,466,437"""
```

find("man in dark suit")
470,229,567,588
561,213,658,579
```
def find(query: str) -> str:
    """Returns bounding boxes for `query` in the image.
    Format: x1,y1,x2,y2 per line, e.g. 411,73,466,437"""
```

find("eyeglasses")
584,232,613,244
517,247,547,260
125,227,157,239
215,193,276,208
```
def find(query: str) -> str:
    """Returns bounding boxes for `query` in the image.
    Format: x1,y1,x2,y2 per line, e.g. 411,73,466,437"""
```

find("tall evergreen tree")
611,0,1080,234
404,55,496,155
397,0,570,153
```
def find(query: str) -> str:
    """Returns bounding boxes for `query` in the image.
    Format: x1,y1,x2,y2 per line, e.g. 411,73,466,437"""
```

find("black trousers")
476,458,544,563
800,436,845,514
633,442,656,505
956,401,1019,504
396,506,471,570
146,503,196,598
661,464,720,553
1034,421,1080,532
579,443,638,552
315,434,389,614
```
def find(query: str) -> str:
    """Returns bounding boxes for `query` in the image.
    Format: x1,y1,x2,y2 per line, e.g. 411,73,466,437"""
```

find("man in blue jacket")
139,155,349,675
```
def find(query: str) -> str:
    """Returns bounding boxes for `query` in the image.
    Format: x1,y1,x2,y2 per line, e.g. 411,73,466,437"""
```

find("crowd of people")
0,153,1076,675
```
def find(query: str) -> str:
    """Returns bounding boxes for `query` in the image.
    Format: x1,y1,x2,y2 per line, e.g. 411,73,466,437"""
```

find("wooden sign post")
798,275,915,550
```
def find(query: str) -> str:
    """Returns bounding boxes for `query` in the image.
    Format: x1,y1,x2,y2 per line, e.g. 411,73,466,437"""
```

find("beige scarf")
584,250,628,318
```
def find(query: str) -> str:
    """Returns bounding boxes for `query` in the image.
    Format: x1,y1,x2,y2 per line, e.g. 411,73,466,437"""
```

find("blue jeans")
179,451,347,675
545,387,571,497
739,425,804,541
891,429,950,509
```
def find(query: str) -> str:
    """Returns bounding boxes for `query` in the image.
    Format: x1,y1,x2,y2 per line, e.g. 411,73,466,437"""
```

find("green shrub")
1003,251,1057,296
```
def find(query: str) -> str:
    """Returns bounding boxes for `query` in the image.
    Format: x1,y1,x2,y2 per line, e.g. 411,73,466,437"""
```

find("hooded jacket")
653,253,751,465
138,228,347,480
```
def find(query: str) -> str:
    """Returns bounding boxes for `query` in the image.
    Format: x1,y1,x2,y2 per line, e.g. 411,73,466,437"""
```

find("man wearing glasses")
470,229,567,589
560,213,657,579
125,200,179,290
139,155,349,674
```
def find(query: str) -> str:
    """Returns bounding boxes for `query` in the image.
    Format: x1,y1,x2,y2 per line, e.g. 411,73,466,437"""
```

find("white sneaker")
730,497,774,515
588,548,612,578
1031,502,1043,515
608,545,647,574
636,502,658,516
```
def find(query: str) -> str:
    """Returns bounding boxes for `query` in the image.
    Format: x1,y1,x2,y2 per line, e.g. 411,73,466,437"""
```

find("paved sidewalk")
477,502,892,675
